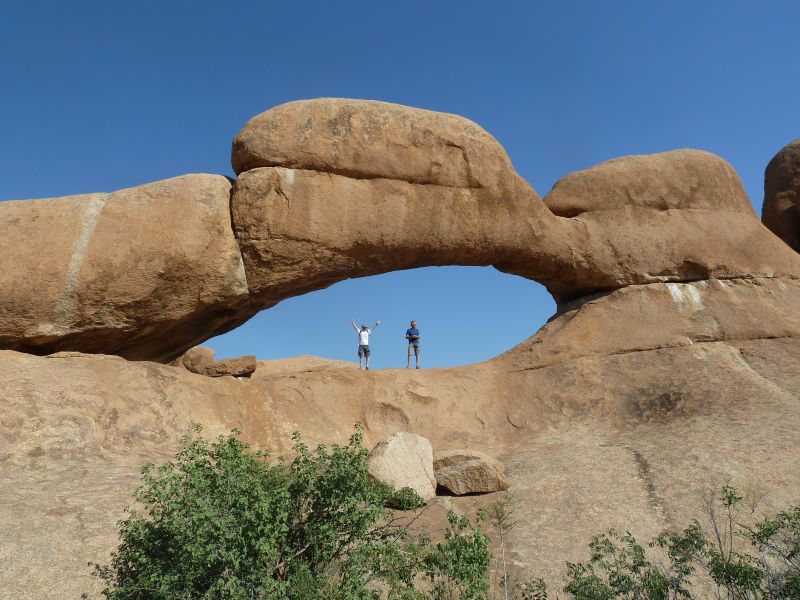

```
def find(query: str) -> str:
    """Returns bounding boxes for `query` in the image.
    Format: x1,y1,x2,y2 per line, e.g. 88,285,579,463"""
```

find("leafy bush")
94,426,490,599
520,486,800,600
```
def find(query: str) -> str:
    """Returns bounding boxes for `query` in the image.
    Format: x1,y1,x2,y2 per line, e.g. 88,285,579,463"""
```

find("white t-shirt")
358,329,372,345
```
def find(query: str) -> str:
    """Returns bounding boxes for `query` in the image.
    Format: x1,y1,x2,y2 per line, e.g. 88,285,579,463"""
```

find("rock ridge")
2,99,800,361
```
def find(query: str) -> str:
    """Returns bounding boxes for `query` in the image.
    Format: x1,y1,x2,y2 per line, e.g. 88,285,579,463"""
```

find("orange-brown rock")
3,310,800,597
545,149,753,216
175,345,216,374
3,100,800,360
4,100,800,599
203,355,257,378
543,149,800,294
231,98,520,193
762,138,800,251
367,432,436,500
174,346,257,377
0,175,252,362
434,449,510,495
231,100,800,306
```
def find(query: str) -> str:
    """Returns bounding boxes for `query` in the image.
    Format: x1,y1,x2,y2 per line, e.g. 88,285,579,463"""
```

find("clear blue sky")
2,1,798,368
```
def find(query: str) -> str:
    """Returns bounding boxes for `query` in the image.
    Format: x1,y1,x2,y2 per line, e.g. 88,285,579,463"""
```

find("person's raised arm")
349,318,359,333
370,320,381,333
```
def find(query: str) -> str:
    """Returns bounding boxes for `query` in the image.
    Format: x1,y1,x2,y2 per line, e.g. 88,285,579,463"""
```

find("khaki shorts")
408,343,420,357
358,344,371,358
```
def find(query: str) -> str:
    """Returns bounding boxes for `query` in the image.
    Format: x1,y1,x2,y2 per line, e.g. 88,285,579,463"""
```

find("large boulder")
367,432,436,500
231,98,520,193
545,149,754,216
0,175,253,362
434,449,510,495
541,149,800,296
762,138,800,252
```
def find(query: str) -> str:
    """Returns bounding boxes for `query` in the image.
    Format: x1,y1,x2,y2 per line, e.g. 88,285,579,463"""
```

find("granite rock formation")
762,138,800,252
367,432,436,500
433,449,510,495
0,175,252,362
1,100,800,598
3,100,799,360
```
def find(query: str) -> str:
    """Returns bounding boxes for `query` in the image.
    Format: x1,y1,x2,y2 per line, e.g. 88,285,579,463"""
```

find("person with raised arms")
350,318,380,370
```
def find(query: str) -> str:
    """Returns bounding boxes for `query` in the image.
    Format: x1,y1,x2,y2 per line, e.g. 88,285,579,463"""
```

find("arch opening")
206,266,555,370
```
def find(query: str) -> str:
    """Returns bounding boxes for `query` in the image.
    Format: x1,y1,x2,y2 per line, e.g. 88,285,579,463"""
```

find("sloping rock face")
762,138,800,251
0,175,252,362
3,329,800,597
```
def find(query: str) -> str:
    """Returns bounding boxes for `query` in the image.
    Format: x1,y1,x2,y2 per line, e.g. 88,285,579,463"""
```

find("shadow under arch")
207,266,555,370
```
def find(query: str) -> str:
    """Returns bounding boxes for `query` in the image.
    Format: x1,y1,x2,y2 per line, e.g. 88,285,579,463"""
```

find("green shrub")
523,486,800,600
93,426,490,599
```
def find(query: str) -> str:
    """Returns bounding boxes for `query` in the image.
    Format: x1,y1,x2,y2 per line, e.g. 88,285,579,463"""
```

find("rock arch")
1,98,798,361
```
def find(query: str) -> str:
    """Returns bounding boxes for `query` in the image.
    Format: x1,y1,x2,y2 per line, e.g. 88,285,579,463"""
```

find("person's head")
410,321,417,328
361,324,368,331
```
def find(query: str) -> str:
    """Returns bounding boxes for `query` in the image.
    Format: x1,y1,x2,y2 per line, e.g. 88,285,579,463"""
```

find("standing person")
406,320,421,369
350,318,380,370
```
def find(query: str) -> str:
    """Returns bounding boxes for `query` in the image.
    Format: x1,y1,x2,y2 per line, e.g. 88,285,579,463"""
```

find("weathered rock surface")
173,346,257,377
176,346,216,374
204,355,257,378
0,175,252,362
3,101,800,359
545,149,754,216
762,138,800,252
231,98,520,193
367,432,436,500
231,100,800,308
3,324,800,597
434,449,510,495
540,149,800,294
3,98,800,599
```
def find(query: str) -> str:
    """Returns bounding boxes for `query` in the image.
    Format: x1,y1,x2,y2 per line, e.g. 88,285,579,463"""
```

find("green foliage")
384,486,426,511
552,487,800,600
94,426,490,599
425,511,491,599
741,504,800,598
511,578,549,600
563,530,673,599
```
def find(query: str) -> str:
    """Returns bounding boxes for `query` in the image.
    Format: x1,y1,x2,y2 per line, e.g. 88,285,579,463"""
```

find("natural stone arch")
1,98,798,362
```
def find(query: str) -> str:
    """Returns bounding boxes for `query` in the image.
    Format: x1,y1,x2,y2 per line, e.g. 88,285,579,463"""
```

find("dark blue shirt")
406,328,420,344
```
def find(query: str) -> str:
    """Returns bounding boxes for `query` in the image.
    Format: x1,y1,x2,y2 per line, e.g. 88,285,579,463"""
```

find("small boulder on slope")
434,449,510,495
204,356,257,378
177,346,216,375
173,346,257,378
367,432,436,501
